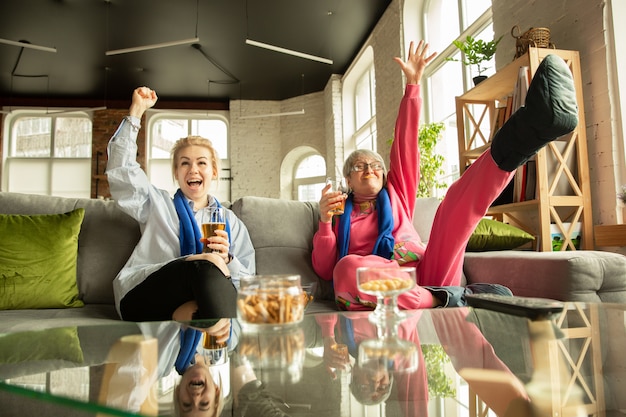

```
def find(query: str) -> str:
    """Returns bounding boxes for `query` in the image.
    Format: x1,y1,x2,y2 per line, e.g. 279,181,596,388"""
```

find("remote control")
465,293,564,320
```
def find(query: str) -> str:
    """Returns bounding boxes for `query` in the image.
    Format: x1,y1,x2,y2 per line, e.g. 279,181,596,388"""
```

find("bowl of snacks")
237,274,308,329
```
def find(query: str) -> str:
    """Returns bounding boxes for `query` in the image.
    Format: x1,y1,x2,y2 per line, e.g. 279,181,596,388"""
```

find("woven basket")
511,25,555,59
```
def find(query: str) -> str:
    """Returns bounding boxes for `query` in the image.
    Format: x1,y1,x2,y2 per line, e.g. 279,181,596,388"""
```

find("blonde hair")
170,136,220,181
173,372,225,417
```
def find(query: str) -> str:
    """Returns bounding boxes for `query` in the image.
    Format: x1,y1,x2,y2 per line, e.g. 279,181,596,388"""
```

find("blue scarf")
337,187,395,259
173,189,231,256
175,327,204,375
172,189,233,374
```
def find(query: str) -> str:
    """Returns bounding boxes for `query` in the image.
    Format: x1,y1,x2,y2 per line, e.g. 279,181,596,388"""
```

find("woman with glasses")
312,39,578,310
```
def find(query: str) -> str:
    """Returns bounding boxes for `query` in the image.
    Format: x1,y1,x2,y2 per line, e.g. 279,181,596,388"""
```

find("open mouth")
187,179,202,189
189,378,205,389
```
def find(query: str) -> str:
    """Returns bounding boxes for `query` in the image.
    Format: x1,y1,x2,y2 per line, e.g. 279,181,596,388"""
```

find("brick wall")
90,109,147,198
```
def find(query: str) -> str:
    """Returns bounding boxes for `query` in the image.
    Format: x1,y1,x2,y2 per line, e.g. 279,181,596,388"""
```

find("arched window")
147,111,230,201
294,153,326,202
3,111,92,197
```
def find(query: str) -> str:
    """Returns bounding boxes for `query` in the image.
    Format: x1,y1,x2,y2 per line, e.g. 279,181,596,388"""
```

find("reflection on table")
0,302,624,417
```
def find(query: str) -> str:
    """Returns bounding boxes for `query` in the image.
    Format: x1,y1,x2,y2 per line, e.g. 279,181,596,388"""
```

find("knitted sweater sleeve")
387,84,422,219
312,221,337,281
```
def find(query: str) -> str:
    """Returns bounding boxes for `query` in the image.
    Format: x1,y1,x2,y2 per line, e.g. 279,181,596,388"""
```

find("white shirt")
106,117,256,316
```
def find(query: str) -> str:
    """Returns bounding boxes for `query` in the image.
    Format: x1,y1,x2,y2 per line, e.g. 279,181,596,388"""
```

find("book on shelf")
550,222,582,251
493,66,533,205
524,158,537,201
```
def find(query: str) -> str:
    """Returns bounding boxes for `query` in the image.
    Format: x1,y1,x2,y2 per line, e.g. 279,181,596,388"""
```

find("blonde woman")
106,87,255,323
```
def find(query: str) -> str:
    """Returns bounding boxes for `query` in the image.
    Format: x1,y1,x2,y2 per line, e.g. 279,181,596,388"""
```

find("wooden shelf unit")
455,48,593,251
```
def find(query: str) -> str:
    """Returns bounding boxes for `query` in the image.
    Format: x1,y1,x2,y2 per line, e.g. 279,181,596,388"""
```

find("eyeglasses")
351,162,384,172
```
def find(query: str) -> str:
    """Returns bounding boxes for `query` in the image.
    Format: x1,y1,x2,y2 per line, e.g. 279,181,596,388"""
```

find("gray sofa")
1,191,626,333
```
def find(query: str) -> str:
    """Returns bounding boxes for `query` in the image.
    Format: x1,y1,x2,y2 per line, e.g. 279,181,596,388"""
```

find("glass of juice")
201,207,225,253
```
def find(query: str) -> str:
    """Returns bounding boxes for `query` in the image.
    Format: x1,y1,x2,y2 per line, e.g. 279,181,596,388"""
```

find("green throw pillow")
0,209,85,309
0,327,84,364
467,218,535,251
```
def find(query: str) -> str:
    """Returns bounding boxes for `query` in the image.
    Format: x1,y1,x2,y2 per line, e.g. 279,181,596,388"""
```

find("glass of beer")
201,207,226,253
327,177,348,216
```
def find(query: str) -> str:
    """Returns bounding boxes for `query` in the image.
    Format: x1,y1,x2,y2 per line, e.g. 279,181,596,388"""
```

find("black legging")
120,258,237,322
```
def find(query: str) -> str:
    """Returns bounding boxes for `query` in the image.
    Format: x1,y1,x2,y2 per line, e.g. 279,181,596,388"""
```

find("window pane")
6,159,49,194
296,155,326,179
13,117,51,157
51,159,91,197
151,119,188,158
54,117,92,157
298,183,325,202
426,0,460,53
149,159,176,196
355,123,376,151
462,0,491,28
192,119,228,159
429,60,464,122
355,69,373,128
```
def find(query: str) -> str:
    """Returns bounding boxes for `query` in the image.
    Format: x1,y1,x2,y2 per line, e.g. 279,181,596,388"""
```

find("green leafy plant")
422,344,456,399
450,35,503,76
417,122,446,198
618,185,626,205
388,122,446,198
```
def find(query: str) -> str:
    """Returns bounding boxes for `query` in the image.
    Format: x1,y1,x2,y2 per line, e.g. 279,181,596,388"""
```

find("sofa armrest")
463,250,626,303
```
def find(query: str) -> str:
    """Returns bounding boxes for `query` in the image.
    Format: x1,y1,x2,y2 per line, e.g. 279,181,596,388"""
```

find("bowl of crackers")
237,274,310,329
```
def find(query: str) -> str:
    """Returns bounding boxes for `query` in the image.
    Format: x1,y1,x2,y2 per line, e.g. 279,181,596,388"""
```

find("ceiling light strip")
0,38,57,53
105,37,200,56
245,39,333,65
239,109,305,120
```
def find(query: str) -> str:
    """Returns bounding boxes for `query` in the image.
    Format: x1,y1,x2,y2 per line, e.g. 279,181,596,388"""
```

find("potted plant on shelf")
450,35,503,85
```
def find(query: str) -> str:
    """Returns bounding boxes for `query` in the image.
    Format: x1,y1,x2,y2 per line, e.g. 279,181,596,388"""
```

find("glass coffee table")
1,301,625,417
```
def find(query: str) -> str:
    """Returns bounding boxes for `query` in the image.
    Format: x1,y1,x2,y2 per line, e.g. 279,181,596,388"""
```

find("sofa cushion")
231,196,334,301
0,209,85,309
0,327,84,364
463,250,626,302
467,218,535,251
0,192,141,305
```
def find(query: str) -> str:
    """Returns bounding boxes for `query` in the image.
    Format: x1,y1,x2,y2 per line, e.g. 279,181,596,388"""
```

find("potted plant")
389,122,446,198
450,35,503,85
417,122,447,198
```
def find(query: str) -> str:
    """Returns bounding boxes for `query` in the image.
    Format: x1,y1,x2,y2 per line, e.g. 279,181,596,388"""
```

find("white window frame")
293,153,326,202
2,110,93,197
146,110,231,202
420,4,494,197
342,46,376,154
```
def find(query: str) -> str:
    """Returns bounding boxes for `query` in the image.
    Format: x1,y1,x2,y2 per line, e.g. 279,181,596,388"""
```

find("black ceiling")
0,0,392,106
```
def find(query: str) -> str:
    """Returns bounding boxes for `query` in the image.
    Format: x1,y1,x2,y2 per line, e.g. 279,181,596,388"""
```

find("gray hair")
342,149,387,185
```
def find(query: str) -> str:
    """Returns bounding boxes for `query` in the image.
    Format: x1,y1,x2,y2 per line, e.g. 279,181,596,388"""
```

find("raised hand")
129,86,158,118
393,40,437,85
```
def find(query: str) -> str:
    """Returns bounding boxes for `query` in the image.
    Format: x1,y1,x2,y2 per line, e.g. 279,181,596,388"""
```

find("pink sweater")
312,84,427,281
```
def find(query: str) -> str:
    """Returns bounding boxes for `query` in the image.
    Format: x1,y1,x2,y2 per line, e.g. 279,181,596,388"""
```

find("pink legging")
333,151,515,309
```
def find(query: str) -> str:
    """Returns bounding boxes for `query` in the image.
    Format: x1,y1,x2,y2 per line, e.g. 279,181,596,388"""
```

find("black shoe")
490,54,578,171
425,283,512,307
237,380,291,417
